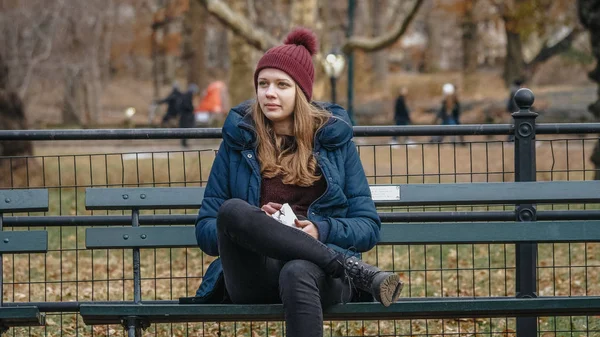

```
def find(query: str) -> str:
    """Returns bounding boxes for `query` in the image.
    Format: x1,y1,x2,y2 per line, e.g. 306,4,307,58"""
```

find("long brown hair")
252,86,331,186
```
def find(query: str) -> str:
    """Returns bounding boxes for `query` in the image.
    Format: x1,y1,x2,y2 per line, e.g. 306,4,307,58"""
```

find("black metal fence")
1,90,600,336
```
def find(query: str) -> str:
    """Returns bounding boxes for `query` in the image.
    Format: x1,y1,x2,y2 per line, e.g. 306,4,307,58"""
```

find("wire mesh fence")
1,127,600,337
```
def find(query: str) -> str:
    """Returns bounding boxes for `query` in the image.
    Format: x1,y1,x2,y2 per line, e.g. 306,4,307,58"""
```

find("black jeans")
216,198,352,337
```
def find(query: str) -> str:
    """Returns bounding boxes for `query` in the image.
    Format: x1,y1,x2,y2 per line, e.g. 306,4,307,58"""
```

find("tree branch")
197,0,278,51
197,0,424,54
526,27,585,68
18,1,64,98
341,0,424,54
383,1,407,30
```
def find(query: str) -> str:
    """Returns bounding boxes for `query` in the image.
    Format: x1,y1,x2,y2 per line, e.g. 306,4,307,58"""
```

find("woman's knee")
217,198,249,231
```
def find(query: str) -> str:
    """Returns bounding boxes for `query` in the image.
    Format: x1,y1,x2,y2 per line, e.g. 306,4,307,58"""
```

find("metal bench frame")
79,181,600,337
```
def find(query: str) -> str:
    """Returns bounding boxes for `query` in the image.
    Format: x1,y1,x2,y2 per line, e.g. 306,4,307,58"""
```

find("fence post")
512,88,538,337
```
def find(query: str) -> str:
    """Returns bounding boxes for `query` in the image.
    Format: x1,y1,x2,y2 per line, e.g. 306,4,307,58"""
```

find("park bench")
78,180,600,336
0,189,49,334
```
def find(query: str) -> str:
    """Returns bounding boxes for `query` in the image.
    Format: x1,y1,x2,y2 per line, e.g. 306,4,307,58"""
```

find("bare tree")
0,0,63,99
370,0,388,87
0,54,33,169
462,0,479,74
183,0,209,89
195,0,424,54
491,0,582,85
577,0,600,179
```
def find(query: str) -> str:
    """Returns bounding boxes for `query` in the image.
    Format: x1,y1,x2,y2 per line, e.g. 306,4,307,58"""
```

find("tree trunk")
577,0,600,179
503,27,525,87
462,0,478,73
0,55,32,159
0,56,34,187
184,0,208,89
370,0,388,89
62,67,83,125
87,60,102,125
227,0,257,105
421,0,437,73
584,17,600,118
206,22,229,81
461,0,479,91
163,3,177,85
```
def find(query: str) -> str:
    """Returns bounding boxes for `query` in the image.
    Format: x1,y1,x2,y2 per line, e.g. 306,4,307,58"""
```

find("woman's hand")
294,219,319,240
261,202,282,215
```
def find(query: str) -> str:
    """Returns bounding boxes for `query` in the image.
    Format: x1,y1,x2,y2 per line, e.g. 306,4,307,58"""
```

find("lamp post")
346,0,356,125
323,51,346,104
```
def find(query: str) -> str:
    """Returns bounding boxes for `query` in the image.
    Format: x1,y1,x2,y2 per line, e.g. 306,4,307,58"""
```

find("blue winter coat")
192,100,381,302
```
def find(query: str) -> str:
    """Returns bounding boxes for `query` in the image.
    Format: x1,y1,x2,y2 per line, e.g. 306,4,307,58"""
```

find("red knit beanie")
254,27,318,100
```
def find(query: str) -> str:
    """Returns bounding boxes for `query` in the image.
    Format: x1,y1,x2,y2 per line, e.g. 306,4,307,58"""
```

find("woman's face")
256,68,296,134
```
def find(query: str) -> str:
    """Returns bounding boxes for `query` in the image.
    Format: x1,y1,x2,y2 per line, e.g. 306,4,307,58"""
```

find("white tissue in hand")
271,203,298,228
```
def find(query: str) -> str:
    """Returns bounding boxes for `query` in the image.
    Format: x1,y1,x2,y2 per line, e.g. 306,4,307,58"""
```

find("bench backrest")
84,181,600,249
85,180,600,211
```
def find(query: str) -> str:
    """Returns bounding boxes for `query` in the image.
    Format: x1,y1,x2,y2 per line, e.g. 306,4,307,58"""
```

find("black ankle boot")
343,256,403,307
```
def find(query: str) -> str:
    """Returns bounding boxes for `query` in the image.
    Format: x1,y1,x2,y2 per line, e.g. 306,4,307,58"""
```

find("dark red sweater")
260,174,326,218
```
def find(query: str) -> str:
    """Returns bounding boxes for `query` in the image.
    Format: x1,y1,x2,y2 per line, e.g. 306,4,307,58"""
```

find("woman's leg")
278,260,352,337
217,205,283,303
217,198,403,306
217,199,341,274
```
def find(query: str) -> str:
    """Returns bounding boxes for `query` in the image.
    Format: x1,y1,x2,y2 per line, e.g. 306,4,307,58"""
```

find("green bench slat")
0,189,48,213
85,221,600,249
372,181,600,206
85,187,205,210
79,296,600,324
0,231,48,253
0,307,45,327
86,227,195,248
83,181,600,210
83,182,600,211
379,221,600,244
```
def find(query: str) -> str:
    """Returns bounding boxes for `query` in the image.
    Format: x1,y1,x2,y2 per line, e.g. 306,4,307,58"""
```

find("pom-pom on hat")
254,27,318,100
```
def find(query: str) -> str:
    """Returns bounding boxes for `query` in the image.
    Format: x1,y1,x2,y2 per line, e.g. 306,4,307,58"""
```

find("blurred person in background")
195,81,229,127
392,86,413,144
431,83,463,144
157,81,182,127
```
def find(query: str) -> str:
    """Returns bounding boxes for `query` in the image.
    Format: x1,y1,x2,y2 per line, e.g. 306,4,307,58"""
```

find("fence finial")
515,88,535,110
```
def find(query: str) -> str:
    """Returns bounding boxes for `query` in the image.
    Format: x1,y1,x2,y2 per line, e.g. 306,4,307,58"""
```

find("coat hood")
222,100,353,151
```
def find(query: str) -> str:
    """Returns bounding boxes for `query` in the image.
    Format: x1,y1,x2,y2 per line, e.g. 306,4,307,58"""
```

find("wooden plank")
0,189,48,212
85,187,205,210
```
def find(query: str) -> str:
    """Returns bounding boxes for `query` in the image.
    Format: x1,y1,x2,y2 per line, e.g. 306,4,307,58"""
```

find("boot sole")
376,274,403,307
